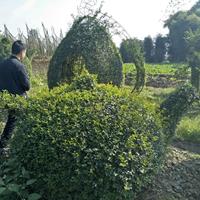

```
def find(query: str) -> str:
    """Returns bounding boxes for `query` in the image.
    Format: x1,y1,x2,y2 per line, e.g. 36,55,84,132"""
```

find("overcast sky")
0,0,198,41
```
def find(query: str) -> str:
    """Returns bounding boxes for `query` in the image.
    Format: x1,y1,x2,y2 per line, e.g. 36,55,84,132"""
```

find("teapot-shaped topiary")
0,83,198,200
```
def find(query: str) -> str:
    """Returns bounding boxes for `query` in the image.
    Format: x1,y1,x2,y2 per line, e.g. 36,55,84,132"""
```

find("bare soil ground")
138,142,200,200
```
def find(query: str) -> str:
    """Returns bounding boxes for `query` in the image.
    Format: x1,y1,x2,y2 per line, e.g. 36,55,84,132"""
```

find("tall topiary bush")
48,14,123,89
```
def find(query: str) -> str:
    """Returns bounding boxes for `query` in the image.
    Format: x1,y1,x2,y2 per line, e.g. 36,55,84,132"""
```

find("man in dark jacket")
0,40,30,150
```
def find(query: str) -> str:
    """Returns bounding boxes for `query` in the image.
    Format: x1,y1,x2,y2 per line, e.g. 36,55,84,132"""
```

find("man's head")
12,40,26,61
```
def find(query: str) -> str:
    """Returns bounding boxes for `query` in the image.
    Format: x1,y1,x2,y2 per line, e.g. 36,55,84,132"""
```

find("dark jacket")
0,55,30,96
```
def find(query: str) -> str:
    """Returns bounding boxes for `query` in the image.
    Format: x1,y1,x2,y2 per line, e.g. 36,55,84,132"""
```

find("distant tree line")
165,0,200,91
146,0,200,65
119,35,168,64
143,35,168,63
120,0,200,65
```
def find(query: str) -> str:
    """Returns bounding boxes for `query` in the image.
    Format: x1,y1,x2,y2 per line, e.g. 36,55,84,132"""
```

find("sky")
0,0,198,42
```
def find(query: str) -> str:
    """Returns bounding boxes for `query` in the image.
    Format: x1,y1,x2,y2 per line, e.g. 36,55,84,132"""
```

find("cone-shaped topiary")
48,14,123,89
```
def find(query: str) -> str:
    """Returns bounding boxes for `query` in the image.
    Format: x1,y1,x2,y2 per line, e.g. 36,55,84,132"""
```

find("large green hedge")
8,80,164,200
48,15,123,89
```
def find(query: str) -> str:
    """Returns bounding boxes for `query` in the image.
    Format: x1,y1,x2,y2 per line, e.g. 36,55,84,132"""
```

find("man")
0,40,30,150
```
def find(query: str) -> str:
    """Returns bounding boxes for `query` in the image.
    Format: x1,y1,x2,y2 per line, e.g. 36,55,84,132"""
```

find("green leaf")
0,187,6,194
7,183,20,193
22,167,30,178
22,167,26,176
26,179,36,186
0,178,5,186
28,193,42,200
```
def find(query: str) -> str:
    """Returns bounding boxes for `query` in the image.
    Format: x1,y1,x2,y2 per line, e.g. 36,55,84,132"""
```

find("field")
123,63,184,75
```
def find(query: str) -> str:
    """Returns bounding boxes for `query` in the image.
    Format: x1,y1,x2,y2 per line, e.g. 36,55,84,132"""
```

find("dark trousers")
0,110,16,149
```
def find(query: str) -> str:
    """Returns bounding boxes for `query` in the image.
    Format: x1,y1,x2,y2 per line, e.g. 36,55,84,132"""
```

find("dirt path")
173,140,200,154
139,144,200,200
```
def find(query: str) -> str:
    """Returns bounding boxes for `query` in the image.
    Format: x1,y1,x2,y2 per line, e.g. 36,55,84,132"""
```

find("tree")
154,35,167,63
190,0,200,15
119,38,143,63
0,35,11,62
165,0,200,90
143,36,154,63
165,9,200,62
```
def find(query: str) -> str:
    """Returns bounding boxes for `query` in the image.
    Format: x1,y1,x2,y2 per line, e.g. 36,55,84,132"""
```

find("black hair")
12,40,26,55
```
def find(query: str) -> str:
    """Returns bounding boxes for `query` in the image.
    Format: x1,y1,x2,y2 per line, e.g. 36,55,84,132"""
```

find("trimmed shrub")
48,15,123,89
9,84,164,200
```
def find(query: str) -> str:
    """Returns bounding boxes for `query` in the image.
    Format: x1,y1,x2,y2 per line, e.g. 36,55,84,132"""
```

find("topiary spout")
160,84,199,142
